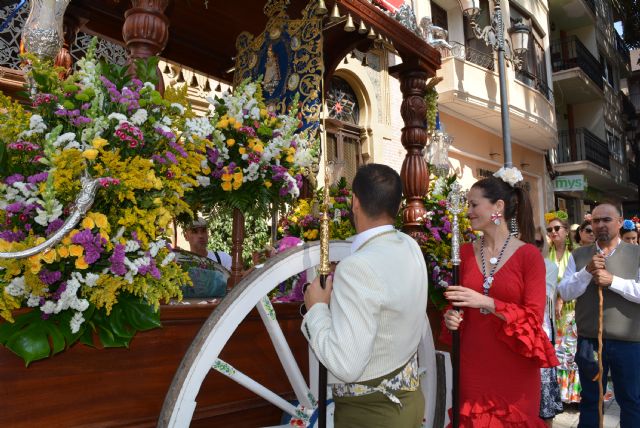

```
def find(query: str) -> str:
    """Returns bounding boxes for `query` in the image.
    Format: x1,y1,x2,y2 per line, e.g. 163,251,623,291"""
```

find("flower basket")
0,40,206,364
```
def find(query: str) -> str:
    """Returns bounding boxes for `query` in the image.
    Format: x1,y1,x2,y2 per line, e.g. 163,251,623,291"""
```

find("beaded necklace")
479,234,512,314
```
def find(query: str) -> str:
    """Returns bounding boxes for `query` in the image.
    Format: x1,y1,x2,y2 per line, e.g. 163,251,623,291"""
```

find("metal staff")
315,161,333,428
446,182,465,428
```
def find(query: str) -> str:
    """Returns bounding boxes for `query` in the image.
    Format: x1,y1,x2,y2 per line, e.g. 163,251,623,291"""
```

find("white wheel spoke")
213,358,303,418
257,296,316,409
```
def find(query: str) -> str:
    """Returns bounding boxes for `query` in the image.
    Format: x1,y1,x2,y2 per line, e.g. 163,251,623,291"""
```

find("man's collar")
351,224,395,253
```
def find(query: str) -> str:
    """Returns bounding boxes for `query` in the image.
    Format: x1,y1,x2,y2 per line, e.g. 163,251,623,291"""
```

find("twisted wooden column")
398,69,429,235
122,0,169,64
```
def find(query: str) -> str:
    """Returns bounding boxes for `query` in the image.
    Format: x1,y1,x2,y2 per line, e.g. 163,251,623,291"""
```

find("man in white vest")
302,163,429,427
558,203,640,428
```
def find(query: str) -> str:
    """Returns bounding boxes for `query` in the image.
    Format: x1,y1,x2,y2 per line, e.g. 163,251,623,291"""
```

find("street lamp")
458,0,531,167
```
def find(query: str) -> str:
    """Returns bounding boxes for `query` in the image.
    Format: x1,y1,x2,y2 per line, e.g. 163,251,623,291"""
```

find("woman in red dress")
443,172,560,427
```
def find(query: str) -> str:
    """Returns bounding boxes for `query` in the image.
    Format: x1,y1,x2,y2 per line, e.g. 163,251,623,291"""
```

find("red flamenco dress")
443,243,559,427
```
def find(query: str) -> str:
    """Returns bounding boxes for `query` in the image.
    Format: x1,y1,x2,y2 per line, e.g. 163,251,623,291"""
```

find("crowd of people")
180,162,640,427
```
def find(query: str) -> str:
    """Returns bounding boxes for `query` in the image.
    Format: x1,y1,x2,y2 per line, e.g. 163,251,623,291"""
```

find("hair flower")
623,219,635,231
493,166,523,187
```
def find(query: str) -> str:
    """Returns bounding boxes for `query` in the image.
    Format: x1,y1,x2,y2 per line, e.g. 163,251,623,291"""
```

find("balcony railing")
439,41,495,71
550,36,604,89
516,69,553,101
556,128,610,170
615,32,631,66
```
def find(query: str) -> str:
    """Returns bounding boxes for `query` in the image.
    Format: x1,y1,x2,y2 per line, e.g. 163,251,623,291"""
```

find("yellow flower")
239,147,246,155
217,120,229,129
81,216,95,230
92,137,109,150
260,109,267,118
264,180,272,189
69,244,84,258
226,138,236,147
286,155,294,163
90,212,109,230
82,149,99,161
233,169,243,183
222,173,233,182
228,117,236,125
234,121,242,130
28,255,41,274
57,246,69,258
254,143,264,153
221,181,232,191
75,256,89,270
232,180,242,190
42,249,56,264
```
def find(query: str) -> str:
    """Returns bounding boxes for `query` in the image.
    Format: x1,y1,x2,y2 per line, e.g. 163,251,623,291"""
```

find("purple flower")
164,151,178,164
109,244,127,276
138,253,161,279
0,230,25,242
5,174,24,185
27,172,49,185
5,201,25,213
39,269,62,286
45,219,64,235
71,228,106,264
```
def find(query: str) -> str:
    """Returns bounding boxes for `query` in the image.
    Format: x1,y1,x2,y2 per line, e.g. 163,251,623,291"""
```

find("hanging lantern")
22,0,71,60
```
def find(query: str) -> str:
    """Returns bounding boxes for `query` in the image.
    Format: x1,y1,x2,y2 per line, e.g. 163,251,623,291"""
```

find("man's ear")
352,194,360,212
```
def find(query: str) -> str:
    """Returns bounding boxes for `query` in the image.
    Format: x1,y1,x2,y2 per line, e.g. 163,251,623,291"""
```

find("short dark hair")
352,163,402,219
471,176,535,244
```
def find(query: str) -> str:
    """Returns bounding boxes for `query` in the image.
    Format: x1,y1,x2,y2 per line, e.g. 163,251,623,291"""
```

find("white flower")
26,294,41,307
196,175,211,187
6,276,26,297
124,240,140,253
54,132,78,148
493,166,523,187
130,109,148,125
171,103,186,115
107,112,129,124
161,251,176,266
70,311,85,334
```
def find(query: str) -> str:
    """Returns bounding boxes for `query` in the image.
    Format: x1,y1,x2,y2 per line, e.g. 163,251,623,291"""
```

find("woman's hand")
444,309,464,331
444,285,493,311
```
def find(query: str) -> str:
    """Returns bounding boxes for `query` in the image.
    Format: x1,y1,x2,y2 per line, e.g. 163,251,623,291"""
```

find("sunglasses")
582,227,593,233
546,225,565,233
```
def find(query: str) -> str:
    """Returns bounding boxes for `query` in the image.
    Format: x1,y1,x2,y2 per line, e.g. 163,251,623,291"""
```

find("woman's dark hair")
352,163,402,219
471,176,535,244
574,220,591,244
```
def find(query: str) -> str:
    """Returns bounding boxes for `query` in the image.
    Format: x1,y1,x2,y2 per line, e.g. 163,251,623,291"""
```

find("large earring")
491,211,502,225
509,217,519,236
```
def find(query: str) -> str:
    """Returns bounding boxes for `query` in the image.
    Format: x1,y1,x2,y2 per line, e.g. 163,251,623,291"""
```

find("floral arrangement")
544,209,568,224
279,177,356,242
184,79,317,218
493,166,523,187
411,170,475,309
0,41,206,364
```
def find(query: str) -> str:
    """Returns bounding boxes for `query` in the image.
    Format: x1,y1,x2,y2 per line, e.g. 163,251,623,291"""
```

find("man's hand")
592,269,613,287
586,253,606,274
303,275,333,311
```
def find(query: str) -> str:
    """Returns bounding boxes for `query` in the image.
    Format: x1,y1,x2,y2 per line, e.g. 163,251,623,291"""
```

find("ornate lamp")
458,0,480,18
509,21,531,56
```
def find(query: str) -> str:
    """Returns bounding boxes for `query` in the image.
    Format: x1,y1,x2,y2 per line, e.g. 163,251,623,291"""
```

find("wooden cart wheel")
159,240,446,427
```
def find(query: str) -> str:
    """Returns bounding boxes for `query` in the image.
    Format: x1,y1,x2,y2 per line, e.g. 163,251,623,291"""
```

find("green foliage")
206,206,272,266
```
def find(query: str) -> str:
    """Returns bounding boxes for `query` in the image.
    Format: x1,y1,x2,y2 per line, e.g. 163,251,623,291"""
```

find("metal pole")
494,2,512,168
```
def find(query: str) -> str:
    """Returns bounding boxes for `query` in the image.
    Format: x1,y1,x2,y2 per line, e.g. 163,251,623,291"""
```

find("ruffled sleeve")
494,300,559,367
493,245,559,368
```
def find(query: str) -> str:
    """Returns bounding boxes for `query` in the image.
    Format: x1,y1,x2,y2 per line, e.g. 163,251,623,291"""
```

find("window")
326,76,365,183
430,1,448,31
463,0,494,70
510,3,551,100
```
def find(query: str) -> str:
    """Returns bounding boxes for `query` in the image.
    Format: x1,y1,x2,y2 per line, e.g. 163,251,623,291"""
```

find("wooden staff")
446,182,465,428
593,248,604,428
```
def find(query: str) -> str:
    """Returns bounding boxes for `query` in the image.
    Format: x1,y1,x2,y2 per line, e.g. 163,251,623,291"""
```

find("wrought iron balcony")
439,41,495,71
556,128,610,170
516,69,553,101
616,32,631,66
551,36,604,90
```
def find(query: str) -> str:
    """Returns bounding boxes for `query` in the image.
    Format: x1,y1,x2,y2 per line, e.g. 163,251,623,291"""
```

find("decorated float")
0,1,469,426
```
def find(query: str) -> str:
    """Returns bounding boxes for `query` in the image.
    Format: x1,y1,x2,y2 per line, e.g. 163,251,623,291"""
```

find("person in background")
183,217,232,270
535,226,563,426
546,212,581,405
620,220,638,245
575,219,595,247
570,224,581,247
558,203,640,427
443,170,558,427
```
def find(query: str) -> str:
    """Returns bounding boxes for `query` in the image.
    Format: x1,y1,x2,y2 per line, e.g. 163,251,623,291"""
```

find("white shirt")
350,224,395,254
206,250,232,270
557,243,640,304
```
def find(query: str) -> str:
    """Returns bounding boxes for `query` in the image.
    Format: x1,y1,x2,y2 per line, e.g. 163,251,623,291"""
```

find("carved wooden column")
54,14,82,77
122,0,170,63
396,68,430,235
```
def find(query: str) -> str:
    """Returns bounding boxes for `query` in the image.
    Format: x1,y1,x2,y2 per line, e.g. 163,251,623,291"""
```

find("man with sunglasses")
558,203,640,427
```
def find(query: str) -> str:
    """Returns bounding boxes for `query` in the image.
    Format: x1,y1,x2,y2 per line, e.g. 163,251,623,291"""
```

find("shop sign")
554,174,586,192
